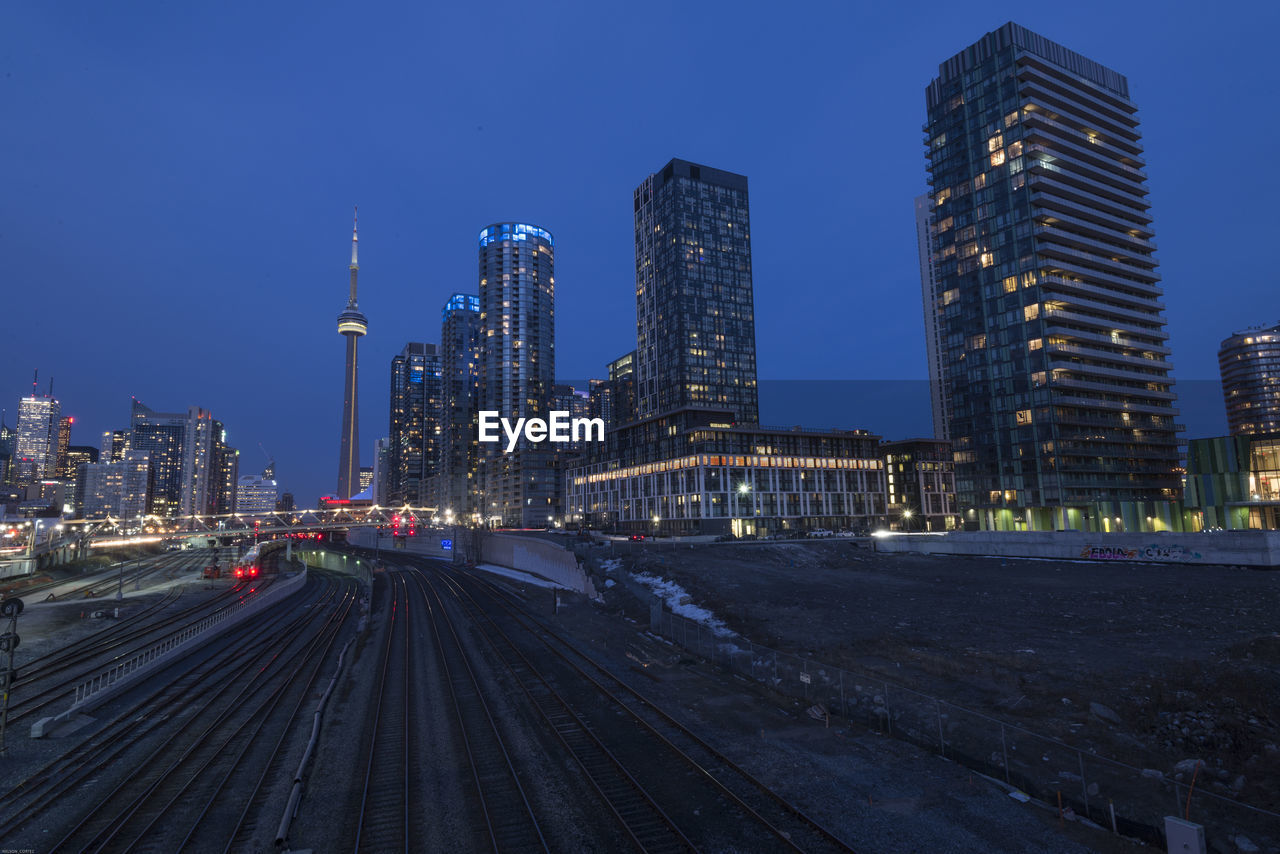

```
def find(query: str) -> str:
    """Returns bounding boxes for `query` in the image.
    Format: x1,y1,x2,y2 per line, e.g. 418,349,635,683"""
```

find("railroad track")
423,560,858,854
0,571,347,852
406,570,549,853
351,571,415,853
6,573,275,725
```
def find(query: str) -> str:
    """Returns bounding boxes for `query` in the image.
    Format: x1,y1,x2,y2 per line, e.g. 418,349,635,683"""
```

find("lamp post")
737,483,751,538
902,509,913,533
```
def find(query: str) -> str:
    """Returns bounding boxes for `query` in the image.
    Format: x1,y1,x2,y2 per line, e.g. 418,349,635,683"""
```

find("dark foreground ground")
599,541,1280,852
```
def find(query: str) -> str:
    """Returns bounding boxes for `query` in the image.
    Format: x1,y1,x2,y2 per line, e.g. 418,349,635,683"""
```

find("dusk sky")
5,2,1276,505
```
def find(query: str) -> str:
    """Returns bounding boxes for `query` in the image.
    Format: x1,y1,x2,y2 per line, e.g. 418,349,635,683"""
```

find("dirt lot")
597,541,1280,850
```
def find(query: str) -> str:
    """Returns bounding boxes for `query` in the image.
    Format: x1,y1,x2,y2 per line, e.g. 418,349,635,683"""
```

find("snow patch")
600,558,623,573
631,572,734,637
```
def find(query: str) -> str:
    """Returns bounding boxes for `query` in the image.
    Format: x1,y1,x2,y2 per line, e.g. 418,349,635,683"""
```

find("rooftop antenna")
31,369,37,397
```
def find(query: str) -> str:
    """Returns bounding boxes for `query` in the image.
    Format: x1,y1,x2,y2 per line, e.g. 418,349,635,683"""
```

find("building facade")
1185,432,1280,530
388,342,442,506
589,350,638,433
915,195,951,440
882,438,959,531
566,408,886,536
440,293,481,518
13,394,61,486
634,159,759,425
78,449,151,521
477,223,559,527
1219,322,1280,436
924,23,1182,532
236,472,279,514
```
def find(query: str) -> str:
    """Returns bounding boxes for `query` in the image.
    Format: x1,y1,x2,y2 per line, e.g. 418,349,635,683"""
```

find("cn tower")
336,207,367,499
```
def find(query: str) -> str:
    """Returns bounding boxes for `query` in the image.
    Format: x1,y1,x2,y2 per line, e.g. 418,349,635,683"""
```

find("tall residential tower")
477,223,557,527
1219,322,1280,436
923,23,1182,532
633,159,759,425
336,209,368,499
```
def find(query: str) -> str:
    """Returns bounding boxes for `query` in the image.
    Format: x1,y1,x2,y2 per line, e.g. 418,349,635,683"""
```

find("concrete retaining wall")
874,530,1280,567
482,535,592,594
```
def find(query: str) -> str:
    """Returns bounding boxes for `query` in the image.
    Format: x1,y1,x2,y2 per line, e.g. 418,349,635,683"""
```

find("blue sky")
4,1,1276,504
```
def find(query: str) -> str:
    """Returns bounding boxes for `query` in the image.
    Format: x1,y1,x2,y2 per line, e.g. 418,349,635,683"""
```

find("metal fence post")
1078,751,1090,818
884,682,893,736
1001,724,1010,783
936,700,945,755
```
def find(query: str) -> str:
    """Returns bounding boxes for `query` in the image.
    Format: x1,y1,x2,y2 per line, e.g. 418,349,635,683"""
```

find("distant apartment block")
882,438,958,531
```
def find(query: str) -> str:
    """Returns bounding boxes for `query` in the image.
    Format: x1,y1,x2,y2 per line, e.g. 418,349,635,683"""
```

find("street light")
902,509,913,533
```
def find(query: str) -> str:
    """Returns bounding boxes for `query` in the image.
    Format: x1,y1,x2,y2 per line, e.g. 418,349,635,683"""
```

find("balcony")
1040,289,1166,328
1017,56,1139,121
1019,81,1142,143
1030,173,1153,224
1045,339,1175,371
1022,130,1149,187
1032,210,1156,255
1040,264,1164,302
1036,227,1158,274
1021,111,1146,167
1052,394,1180,417
1026,154,1150,211
1043,324,1170,353
1031,190,1154,236
1051,375,1176,402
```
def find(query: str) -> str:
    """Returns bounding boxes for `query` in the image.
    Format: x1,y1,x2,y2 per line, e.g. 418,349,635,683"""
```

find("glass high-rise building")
915,194,950,440
14,394,60,486
388,342,442,506
1219,322,1280,436
477,223,558,526
440,293,481,518
924,22,1182,532
634,158,758,425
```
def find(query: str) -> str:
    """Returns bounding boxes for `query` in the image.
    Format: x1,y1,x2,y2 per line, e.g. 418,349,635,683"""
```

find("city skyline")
5,4,1276,504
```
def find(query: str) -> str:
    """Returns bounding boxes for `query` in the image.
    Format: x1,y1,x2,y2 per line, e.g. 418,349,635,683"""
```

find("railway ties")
437,565,857,854
409,572,549,854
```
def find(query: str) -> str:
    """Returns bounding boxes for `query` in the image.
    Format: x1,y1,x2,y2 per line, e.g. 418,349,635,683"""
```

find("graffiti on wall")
1079,543,1203,562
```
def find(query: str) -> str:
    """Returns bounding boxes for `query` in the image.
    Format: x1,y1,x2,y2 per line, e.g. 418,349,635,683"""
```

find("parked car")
808,528,835,538
629,533,646,541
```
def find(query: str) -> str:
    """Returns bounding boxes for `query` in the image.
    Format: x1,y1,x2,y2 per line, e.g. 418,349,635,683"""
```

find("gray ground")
595,540,1280,852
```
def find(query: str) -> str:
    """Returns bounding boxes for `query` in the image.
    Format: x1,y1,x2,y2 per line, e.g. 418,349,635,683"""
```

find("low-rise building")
1185,432,1280,530
565,407,886,536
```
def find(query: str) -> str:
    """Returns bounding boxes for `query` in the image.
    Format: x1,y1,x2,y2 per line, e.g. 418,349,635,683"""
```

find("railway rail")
0,570,353,853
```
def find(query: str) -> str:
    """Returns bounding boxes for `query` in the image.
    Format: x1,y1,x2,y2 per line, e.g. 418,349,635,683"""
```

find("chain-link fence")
650,604,1280,852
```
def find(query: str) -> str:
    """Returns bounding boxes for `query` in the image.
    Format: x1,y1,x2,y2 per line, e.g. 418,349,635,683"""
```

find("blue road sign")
441,539,453,551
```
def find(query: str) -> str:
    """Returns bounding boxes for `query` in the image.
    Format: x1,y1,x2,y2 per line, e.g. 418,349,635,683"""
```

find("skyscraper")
923,23,1182,532
336,209,368,499
915,195,950,440
477,223,558,526
633,158,758,424
55,416,73,478
1219,322,1280,436
440,293,481,518
130,399,184,516
388,342,442,506
14,393,61,486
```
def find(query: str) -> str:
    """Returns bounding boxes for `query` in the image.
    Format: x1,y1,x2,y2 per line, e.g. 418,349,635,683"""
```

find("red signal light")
234,567,244,578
